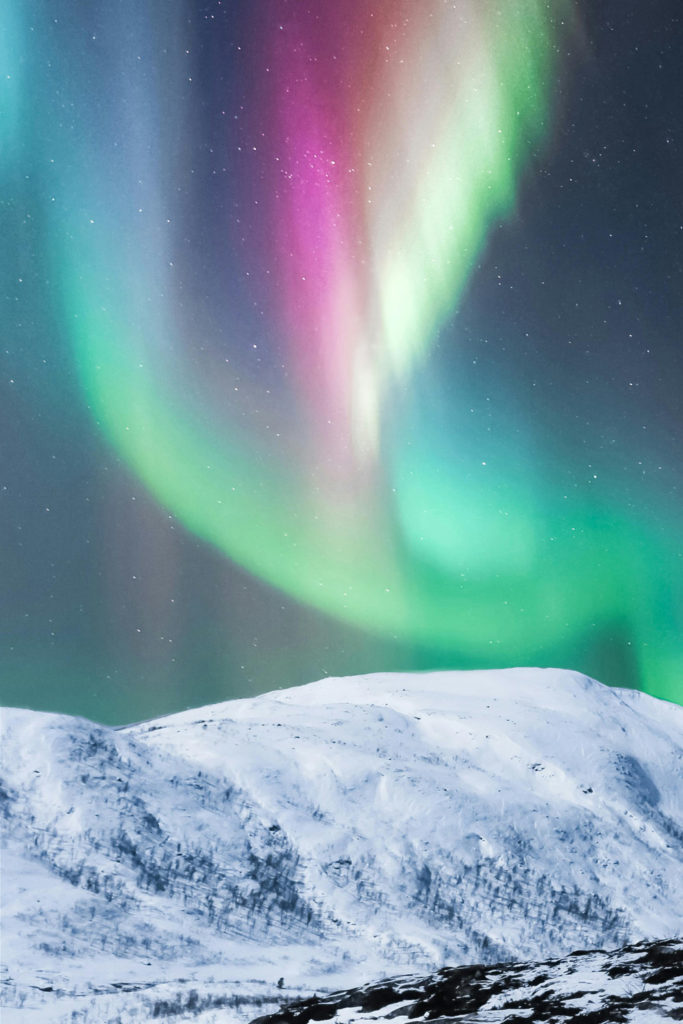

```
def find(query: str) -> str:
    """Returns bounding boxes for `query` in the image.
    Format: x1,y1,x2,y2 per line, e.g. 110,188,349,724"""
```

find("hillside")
2,668,682,1021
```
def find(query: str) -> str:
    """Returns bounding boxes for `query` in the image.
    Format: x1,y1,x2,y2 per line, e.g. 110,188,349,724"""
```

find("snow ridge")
1,667,682,1021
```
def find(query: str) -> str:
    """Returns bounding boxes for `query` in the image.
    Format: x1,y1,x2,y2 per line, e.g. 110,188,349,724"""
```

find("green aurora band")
30,0,683,705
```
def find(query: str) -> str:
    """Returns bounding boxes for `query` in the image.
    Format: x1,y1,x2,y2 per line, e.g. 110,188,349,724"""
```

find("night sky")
2,1,681,725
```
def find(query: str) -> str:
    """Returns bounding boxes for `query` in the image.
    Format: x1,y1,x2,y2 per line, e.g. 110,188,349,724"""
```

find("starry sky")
2,0,682,724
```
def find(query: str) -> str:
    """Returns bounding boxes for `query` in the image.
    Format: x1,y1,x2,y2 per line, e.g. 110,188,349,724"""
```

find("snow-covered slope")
2,668,683,1022
254,936,683,1024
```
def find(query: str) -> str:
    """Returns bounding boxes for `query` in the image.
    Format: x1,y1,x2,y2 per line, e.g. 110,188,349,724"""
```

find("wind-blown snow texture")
2,668,683,1022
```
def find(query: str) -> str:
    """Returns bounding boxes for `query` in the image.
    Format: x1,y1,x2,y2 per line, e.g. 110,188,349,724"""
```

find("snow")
1,667,682,1021
264,937,683,1024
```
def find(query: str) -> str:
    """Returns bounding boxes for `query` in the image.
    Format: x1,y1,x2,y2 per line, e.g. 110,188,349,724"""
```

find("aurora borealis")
2,1,682,722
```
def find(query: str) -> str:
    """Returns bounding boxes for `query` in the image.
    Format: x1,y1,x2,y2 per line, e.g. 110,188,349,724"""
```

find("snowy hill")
255,936,683,1024
1,668,683,1021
